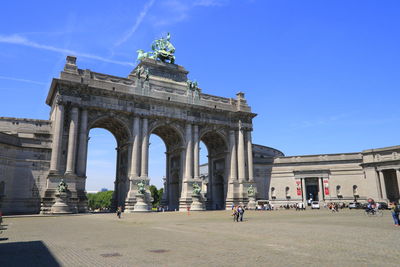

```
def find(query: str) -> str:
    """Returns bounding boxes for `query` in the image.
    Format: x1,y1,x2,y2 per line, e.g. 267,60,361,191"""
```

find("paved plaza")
0,210,399,267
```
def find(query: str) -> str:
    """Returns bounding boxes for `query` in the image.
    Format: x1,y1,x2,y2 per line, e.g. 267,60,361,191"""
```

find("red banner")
323,180,329,195
296,181,302,196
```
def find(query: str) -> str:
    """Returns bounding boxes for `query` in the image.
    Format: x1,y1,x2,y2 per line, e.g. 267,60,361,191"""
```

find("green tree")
87,191,114,211
149,185,165,208
149,185,159,208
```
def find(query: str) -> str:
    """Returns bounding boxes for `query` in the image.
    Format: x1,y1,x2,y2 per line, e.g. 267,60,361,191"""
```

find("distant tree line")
87,185,163,211
87,191,114,211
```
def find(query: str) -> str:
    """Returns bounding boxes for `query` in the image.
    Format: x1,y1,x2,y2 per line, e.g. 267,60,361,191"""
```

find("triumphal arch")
40,35,257,213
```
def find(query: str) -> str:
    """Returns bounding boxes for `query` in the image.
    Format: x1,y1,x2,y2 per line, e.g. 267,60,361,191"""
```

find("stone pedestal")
190,194,205,211
133,193,150,212
247,196,257,210
51,192,71,214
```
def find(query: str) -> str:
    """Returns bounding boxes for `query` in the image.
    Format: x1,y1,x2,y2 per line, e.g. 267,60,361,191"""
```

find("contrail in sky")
0,75,46,85
0,34,135,67
114,0,155,47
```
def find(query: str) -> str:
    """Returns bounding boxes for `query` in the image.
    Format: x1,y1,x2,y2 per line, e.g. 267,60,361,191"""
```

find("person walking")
389,202,399,226
238,205,245,222
232,206,239,222
117,206,122,219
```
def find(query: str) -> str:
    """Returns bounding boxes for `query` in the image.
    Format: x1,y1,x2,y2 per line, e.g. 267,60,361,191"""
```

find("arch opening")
149,124,184,211
200,131,228,210
84,117,132,211
148,134,166,209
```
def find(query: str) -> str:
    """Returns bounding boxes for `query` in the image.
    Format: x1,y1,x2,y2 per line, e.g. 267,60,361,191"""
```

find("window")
271,187,276,199
285,186,290,199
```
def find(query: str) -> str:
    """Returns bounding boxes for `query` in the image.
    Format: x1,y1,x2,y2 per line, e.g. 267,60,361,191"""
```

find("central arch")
149,122,184,211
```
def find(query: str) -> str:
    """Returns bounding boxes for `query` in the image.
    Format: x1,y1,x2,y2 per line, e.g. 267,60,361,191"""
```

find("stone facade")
0,56,257,214
0,118,51,214
268,146,400,206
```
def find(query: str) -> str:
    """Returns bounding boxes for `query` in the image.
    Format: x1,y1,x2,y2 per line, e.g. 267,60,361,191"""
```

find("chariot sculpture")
137,33,176,64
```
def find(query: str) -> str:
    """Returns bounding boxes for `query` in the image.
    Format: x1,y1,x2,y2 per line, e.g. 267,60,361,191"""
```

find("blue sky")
1,0,399,190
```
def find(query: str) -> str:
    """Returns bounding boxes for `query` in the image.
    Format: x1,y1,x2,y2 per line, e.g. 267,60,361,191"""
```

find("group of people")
295,202,306,210
232,205,245,222
328,203,340,212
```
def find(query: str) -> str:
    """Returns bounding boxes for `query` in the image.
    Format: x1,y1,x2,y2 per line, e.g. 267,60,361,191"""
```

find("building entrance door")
305,178,319,204
383,170,400,202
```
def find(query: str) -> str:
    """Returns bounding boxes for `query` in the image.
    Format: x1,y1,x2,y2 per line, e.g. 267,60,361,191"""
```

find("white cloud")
0,34,135,67
0,75,46,85
114,0,156,47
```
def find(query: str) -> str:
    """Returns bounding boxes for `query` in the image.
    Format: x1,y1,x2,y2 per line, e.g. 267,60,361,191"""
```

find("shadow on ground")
0,241,60,267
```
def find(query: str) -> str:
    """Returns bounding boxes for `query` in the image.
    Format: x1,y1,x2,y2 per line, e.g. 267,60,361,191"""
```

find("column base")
247,196,257,210
124,195,136,213
133,193,150,212
179,197,192,211
190,194,205,211
51,193,72,214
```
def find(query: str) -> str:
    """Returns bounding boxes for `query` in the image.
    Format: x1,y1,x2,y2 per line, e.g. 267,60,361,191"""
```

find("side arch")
198,127,229,210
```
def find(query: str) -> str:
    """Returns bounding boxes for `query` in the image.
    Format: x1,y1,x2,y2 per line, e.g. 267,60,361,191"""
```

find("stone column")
179,123,193,210
50,103,64,173
237,124,246,181
140,118,149,179
396,169,400,197
65,107,79,175
237,123,246,202
76,109,88,177
301,178,306,203
318,178,324,201
129,116,141,181
184,124,193,181
247,131,254,182
378,170,387,200
125,116,141,212
226,130,237,209
193,125,199,179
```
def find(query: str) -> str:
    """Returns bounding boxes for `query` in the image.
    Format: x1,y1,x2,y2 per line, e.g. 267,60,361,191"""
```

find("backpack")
395,205,400,213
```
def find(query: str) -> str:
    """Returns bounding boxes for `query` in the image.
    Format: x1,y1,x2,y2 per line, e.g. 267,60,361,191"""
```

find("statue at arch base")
132,180,152,212
51,179,72,214
190,183,206,211
247,184,257,210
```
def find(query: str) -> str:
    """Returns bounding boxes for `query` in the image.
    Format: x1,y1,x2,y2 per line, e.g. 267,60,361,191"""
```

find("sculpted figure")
136,49,154,61
247,185,255,197
136,33,176,64
57,179,68,193
135,66,150,81
187,80,200,92
192,183,201,195
136,66,144,79
144,68,150,81
137,180,146,194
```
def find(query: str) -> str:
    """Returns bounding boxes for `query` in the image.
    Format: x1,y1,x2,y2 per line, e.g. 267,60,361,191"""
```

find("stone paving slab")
0,209,399,267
